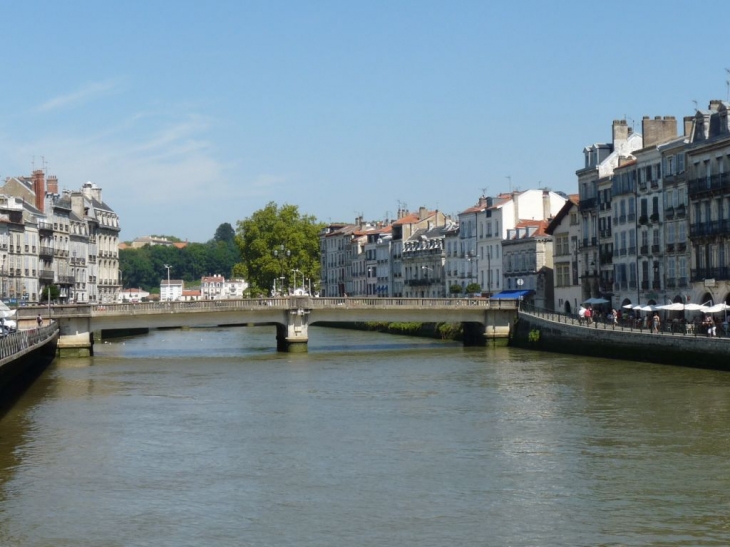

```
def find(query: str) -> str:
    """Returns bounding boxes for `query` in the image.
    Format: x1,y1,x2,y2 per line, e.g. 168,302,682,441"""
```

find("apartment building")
545,197,581,314
686,100,730,306
501,220,553,309
477,190,566,297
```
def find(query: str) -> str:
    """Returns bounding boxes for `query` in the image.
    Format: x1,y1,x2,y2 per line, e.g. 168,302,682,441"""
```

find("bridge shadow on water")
93,325,463,362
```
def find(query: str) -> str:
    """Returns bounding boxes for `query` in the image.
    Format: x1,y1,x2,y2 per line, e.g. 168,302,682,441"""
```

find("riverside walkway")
0,322,59,395
515,307,730,369
19,297,520,355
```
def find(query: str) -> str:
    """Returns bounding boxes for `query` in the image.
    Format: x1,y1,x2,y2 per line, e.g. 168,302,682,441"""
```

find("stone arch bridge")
21,297,519,356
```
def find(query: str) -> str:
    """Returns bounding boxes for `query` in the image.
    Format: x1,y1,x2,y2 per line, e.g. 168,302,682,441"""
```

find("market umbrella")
683,303,705,311
704,303,730,314
583,297,610,305
657,302,685,311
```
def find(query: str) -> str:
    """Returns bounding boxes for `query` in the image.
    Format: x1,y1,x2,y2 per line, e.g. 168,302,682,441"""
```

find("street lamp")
163,264,172,301
274,245,290,294
292,268,301,293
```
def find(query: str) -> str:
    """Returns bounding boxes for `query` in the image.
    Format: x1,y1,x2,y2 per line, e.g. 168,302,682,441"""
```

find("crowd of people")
577,305,727,337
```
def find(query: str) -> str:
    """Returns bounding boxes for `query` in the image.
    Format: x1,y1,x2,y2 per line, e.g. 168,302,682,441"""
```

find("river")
1,326,730,546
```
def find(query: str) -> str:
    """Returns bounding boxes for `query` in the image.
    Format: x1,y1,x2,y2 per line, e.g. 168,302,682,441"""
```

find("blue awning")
490,289,534,299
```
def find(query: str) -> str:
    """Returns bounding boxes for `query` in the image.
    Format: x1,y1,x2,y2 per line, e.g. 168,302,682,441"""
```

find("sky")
1,1,729,243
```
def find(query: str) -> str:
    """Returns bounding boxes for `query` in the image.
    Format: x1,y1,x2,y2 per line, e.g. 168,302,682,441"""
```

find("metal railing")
520,304,729,338
37,296,517,318
0,322,58,361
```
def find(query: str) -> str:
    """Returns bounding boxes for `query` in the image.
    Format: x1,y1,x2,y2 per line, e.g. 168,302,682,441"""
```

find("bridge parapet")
17,298,520,353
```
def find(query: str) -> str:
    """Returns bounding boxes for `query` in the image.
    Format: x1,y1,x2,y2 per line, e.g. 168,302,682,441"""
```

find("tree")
233,202,325,296
213,222,235,244
465,282,482,295
449,284,464,295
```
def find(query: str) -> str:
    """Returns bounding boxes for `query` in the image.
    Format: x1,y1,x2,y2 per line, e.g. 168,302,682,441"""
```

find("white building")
118,287,150,303
161,279,183,301
545,197,582,314
477,190,567,296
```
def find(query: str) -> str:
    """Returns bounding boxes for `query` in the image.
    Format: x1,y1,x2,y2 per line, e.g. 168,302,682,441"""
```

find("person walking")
36,314,43,327
652,312,660,334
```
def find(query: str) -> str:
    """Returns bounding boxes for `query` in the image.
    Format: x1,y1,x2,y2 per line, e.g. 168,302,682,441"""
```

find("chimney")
709,99,723,111
542,190,551,220
683,116,694,137
47,175,58,195
418,206,428,220
641,115,678,147
32,170,45,212
612,119,629,149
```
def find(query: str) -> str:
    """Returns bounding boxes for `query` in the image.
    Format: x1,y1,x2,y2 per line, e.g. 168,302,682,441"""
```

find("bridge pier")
276,308,310,352
57,332,94,357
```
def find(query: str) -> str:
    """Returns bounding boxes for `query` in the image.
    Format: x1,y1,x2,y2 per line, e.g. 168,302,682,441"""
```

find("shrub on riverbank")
361,321,463,340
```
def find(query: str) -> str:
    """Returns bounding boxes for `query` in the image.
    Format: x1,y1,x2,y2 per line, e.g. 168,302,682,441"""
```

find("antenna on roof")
506,175,512,192
480,186,488,197
692,99,698,112
31,155,35,171
725,68,730,101
41,156,47,174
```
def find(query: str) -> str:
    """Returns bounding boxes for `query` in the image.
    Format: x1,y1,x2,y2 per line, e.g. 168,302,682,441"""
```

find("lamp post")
1,254,5,302
163,264,172,301
292,268,301,294
273,245,290,295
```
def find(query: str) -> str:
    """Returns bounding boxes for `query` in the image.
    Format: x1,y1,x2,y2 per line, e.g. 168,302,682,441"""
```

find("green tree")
465,282,482,295
233,202,324,296
449,284,463,295
213,222,235,244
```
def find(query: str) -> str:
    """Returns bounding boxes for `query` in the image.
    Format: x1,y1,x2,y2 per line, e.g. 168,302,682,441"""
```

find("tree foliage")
233,202,325,296
449,284,463,295
120,223,241,291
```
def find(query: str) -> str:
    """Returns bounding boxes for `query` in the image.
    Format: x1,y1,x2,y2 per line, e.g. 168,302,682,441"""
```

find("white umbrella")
583,297,609,305
683,303,705,311
657,302,685,311
638,305,658,312
704,303,730,314
622,304,635,309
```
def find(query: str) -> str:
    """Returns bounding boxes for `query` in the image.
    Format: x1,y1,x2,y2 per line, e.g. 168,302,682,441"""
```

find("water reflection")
1,327,730,546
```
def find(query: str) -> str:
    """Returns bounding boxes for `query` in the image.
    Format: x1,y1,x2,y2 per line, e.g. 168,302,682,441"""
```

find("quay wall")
512,310,730,370
0,325,59,407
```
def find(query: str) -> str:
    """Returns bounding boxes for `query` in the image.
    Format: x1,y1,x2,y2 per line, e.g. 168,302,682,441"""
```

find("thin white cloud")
35,79,123,113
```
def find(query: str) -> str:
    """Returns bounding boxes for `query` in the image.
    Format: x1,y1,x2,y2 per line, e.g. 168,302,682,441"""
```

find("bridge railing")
520,304,721,338
18,297,519,318
0,322,59,361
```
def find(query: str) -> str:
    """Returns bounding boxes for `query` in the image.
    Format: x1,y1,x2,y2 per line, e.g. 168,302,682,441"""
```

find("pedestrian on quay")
36,313,43,327
652,312,661,333
585,305,593,326
611,308,618,326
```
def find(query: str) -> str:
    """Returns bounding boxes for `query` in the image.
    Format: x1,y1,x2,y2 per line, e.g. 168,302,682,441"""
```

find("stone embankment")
512,309,730,370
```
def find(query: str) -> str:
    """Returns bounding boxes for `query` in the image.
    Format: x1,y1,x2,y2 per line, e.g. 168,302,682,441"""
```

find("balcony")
650,213,660,223
691,267,730,282
676,204,686,218
652,280,661,289
640,244,649,255
650,180,659,189
39,270,54,281
689,220,730,238
639,182,647,191
651,245,660,254
678,277,688,287
688,172,730,197
58,275,75,285
628,246,636,255
619,214,627,224
579,197,597,211
641,280,649,290
39,246,54,259
628,213,636,222
666,277,676,288
38,221,53,232
666,243,675,253
639,215,649,225
677,242,687,252
665,207,675,220
599,253,613,265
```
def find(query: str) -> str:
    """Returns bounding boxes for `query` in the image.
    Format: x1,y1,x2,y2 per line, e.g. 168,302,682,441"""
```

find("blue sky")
1,1,728,242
